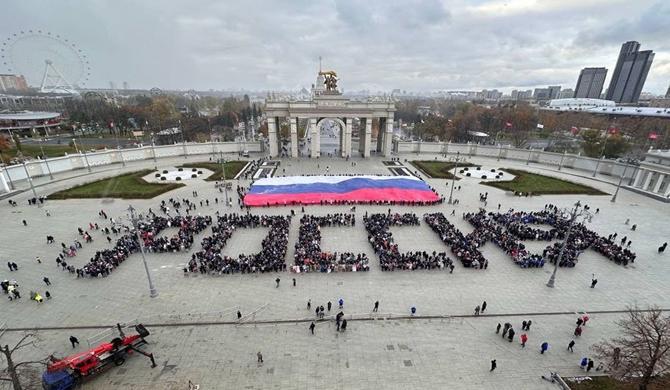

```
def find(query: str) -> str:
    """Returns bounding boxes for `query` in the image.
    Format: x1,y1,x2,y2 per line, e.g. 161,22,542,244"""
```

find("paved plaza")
1,152,669,389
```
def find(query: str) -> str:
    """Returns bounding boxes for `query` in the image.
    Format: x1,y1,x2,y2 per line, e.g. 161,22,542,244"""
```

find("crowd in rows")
187,214,290,274
363,213,455,271
424,213,487,268
464,206,636,268
292,214,369,273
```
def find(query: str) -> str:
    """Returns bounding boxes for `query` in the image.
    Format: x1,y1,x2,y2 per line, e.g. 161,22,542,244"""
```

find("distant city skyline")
2,0,670,94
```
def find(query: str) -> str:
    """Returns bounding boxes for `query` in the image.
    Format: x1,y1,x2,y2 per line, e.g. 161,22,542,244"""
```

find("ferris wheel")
1,30,91,94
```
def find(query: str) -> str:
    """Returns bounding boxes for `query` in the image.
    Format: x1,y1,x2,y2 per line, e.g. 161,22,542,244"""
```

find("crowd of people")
463,206,636,268
292,214,369,273
424,213,487,268
363,213,454,271
186,214,290,274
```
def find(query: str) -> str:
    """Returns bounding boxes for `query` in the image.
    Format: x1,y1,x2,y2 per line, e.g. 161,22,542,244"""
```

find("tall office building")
548,86,561,99
606,41,654,103
666,84,670,98
574,67,607,99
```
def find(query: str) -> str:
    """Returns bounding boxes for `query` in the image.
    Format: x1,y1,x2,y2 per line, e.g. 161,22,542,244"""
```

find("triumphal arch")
264,70,396,158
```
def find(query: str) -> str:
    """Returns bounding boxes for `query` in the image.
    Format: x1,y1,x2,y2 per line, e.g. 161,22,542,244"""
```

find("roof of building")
0,111,61,121
543,98,670,118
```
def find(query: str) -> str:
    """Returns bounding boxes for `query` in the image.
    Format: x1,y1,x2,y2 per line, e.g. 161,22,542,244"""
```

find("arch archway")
315,117,346,157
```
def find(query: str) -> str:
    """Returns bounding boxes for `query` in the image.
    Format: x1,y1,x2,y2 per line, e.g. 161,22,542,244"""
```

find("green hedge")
483,169,607,195
49,169,184,199
411,160,478,179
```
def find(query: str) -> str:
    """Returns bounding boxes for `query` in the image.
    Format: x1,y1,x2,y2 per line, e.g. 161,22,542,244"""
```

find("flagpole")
592,130,611,177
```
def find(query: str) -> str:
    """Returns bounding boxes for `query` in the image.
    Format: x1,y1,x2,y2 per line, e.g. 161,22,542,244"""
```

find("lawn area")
567,375,666,389
1,144,106,160
411,160,478,179
179,161,247,181
49,169,184,199
483,168,607,195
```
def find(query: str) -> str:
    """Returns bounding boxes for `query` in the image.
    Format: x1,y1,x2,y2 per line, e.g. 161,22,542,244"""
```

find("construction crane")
42,324,156,390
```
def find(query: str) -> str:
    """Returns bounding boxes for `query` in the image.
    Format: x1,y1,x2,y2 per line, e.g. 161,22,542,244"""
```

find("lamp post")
112,122,126,167
526,147,532,165
150,132,157,170
611,159,632,203
33,128,54,180
22,161,40,206
179,120,187,159
72,138,92,173
127,205,158,298
448,151,460,204
592,134,610,177
558,151,566,171
546,201,590,288
220,151,229,206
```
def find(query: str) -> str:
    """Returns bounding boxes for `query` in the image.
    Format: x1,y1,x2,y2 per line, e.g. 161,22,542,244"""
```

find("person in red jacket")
520,333,528,348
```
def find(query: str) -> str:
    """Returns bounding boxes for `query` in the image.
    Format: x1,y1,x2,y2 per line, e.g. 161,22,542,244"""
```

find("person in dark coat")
507,328,515,342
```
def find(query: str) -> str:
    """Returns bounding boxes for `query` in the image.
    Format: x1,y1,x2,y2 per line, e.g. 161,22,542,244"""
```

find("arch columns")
359,117,372,157
310,118,319,158
343,118,352,158
268,117,278,157
383,113,394,157
290,117,298,158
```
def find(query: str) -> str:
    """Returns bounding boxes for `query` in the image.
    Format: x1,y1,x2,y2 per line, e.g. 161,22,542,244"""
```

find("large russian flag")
244,175,439,206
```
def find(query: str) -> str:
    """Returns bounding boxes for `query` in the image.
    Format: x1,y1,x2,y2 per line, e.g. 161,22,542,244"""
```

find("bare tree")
593,306,670,390
0,333,47,390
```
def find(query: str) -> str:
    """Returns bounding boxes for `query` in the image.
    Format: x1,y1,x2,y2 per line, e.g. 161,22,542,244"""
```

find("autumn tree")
593,306,670,390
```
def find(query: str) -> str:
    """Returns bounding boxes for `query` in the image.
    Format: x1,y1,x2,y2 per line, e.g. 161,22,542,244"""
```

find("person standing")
590,275,598,288
587,359,594,372
237,311,242,320
275,277,280,288
257,352,263,363
69,336,79,348
474,305,480,316
540,342,549,354
568,340,575,352
520,333,528,348
341,319,347,332
338,298,344,309
507,328,515,343
481,301,487,313
496,323,501,334
373,301,379,312
522,320,527,331
309,322,315,335
327,301,331,311
292,278,296,287
490,359,497,372
43,277,51,286
526,320,532,331
307,299,311,310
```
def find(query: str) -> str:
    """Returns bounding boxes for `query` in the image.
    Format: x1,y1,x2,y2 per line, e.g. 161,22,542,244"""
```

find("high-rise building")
548,86,562,99
574,67,607,99
559,88,574,99
0,74,29,92
606,41,655,103
666,84,670,98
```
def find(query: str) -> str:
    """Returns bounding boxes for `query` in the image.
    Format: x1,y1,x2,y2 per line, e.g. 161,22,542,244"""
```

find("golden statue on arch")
319,70,338,92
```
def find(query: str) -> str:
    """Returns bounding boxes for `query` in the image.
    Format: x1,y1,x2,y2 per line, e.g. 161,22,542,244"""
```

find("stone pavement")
0,152,669,389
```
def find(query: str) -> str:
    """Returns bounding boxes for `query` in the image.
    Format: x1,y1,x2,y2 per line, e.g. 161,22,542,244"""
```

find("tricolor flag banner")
536,123,544,129
505,122,513,128
649,132,658,140
570,126,580,134
244,175,440,206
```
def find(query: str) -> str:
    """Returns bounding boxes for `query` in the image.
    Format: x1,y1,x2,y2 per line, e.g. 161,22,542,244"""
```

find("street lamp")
611,158,634,203
127,205,158,298
546,201,591,288
448,151,460,204
72,138,92,173
112,122,126,167
150,132,157,170
220,151,229,206
32,128,54,180
179,120,187,159
592,134,610,177
21,160,40,206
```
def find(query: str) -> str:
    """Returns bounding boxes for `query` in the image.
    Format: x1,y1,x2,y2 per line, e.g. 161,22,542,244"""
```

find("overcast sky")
2,0,670,94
